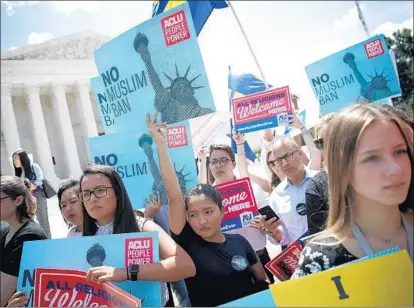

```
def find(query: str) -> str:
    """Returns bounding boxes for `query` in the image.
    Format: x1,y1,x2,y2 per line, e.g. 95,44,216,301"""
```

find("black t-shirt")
172,223,268,307
1,220,47,277
292,236,358,279
306,170,329,235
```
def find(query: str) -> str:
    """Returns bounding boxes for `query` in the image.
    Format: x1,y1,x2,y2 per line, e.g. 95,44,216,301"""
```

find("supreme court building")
0,31,234,185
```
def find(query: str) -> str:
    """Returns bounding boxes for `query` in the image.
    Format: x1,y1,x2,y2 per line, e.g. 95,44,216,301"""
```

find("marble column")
75,82,98,158
51,83,82,178
25,84,58,182
1,84,21,159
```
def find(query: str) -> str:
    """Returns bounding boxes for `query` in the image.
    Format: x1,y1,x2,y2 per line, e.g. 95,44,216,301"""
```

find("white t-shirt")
66,225,82,238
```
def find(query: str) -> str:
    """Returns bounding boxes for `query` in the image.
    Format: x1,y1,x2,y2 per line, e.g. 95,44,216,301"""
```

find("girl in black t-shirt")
0,176,47,307
146,113,268,306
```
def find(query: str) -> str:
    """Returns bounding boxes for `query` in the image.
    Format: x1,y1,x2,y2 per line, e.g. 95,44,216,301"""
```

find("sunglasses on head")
314,138,324,150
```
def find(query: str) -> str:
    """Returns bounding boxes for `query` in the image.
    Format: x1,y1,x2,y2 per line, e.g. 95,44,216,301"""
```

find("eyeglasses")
80,186,113,202
273,150,299,166
0,196,13,201
314,138,324,150
210,157,233,167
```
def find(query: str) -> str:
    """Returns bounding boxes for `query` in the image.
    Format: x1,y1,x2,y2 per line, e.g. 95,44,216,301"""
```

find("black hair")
80,164,139,236
12,150,36,181
0,175,36,222
184,184,223,210
57,179,80,210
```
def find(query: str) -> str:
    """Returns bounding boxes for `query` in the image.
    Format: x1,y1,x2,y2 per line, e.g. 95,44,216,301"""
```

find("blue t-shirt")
172,223,268,306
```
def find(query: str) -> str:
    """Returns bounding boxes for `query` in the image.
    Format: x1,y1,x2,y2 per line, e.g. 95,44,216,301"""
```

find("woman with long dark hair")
1,176,47,307
79,164,196,307
12,150,51,238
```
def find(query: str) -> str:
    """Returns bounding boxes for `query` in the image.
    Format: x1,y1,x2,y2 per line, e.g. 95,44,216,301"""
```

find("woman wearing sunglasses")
306,113,335,235
77,162,195,307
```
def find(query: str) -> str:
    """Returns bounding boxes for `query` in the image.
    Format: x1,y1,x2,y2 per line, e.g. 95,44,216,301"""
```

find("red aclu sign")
215,178,258,230
33,268,141,307
265,241,302,281
364,38,385,59
232,86,292,125
161,10,190,47
166,125,188,148
125,237,154,267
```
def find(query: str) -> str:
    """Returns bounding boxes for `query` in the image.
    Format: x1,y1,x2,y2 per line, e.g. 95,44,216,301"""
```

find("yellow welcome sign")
270,250,413,306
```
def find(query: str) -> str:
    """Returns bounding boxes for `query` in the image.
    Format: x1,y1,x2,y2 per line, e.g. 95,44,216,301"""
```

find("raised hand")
146,112,167,144
196,147,208,161
288,111,303,129
144,192,162,219
7,291,29,307
232,129,245,145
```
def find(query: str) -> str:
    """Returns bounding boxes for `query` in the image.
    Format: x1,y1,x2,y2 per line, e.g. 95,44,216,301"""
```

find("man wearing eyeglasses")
260,137,318,248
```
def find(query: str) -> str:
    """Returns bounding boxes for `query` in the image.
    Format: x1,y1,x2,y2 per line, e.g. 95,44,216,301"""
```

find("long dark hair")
1,175,36,222
80,165,139,236
266,151,281,189
12,150,35,181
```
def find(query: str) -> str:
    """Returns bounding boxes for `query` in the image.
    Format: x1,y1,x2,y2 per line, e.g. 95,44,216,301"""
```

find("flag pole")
227,0,269,89
355,0,370,38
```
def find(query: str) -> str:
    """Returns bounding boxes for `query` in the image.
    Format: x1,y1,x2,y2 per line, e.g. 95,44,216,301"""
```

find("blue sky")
1,1,413,122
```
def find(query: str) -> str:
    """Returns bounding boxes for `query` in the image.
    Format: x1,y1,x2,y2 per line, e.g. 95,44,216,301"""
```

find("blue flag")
228,68,273,161
152,0,228,36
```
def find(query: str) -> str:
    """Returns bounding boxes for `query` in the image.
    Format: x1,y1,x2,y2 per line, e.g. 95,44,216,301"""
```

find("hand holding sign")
6,291,29,307
232,129,245,145
144,192,162,219
146,112,167,145
86,266,127,284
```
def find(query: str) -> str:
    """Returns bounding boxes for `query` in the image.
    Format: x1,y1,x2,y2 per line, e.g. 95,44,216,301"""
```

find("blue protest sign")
92,2,215,134
220,289,275,307
89,121,197,209
305,34,401,116
17,232,161,307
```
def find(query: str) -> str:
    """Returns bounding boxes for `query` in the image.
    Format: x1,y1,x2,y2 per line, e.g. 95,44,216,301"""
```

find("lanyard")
352,215,413,262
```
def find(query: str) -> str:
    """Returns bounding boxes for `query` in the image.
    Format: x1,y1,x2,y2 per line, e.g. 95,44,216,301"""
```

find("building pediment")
1,31,111,60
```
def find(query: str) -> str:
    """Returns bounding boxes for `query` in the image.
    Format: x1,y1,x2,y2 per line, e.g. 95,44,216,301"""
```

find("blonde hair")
315,113,335,137
322,104,413,240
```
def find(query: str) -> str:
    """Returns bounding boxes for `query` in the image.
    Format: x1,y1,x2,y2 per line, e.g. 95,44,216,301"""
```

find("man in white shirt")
260,137,318,247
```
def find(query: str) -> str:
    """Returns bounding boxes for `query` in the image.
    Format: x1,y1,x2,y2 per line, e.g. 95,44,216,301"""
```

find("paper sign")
17,232,161,307
161,10,191,47
125,237,154,267
92,2,215,134
166,125,189,148
232,86,293,133
215,178,259,231
33,268,141,307
305,34,401,116
89,121,197,209
220,289,276,307
265,241,302,281
270,250,413,306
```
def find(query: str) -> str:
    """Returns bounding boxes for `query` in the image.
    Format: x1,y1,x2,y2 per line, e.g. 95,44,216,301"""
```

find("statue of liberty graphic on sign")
133,32,214,124
343,52,397,102
138,133,191,205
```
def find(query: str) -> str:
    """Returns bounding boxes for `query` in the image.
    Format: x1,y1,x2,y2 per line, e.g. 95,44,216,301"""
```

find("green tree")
386,28,414,115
